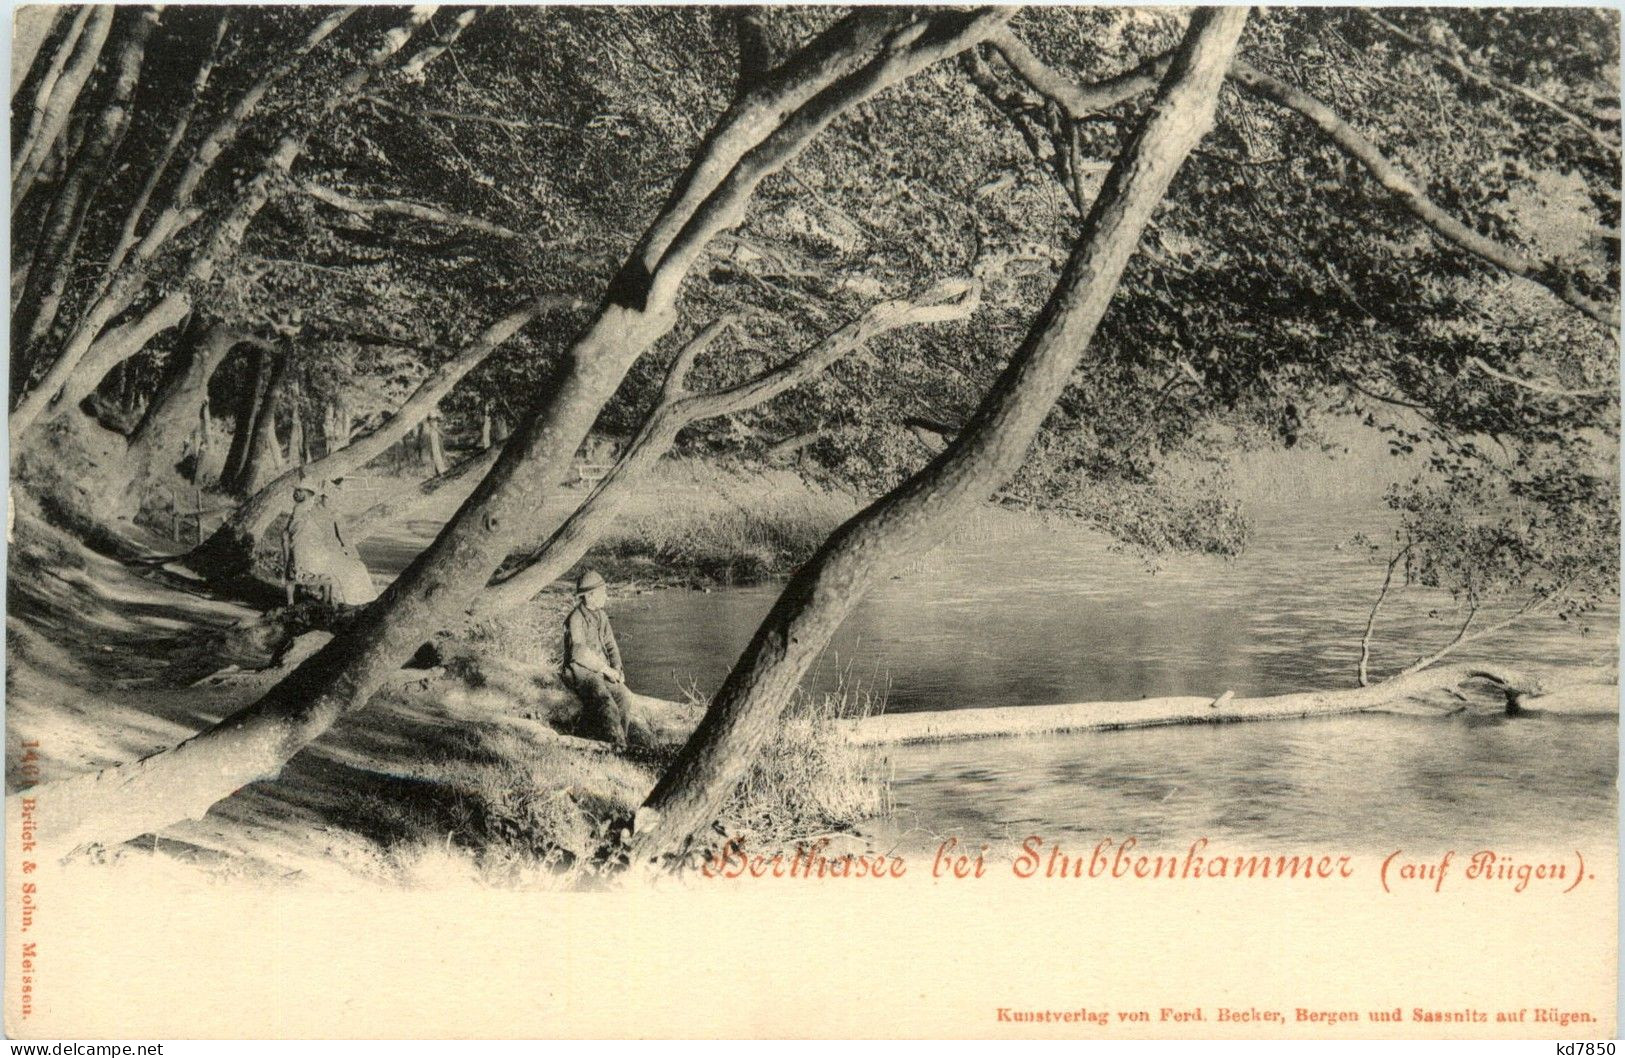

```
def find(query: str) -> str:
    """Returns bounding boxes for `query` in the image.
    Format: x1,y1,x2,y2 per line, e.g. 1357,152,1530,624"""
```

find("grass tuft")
718,676,893,850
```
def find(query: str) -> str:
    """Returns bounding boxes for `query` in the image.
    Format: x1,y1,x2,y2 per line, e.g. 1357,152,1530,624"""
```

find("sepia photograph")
3,2,1619,1041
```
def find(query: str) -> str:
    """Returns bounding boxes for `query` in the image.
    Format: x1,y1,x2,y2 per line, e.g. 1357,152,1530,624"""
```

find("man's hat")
575,569,606,594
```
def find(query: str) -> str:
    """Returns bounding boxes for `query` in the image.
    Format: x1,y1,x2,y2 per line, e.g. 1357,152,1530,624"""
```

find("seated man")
561,569,652,749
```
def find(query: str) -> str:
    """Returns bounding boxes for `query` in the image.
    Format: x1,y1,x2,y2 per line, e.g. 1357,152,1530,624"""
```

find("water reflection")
607,504,1617,850
613,506,1617,710
875,712,1618,854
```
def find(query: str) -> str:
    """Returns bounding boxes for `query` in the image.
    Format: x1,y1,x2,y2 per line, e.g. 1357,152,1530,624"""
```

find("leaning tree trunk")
479,281,980,614
14,8,160,359
10,9,1010,859
631,7,1250,862
187,299,552,582
11,5,113,212
11,7,66,100
8,8,438,447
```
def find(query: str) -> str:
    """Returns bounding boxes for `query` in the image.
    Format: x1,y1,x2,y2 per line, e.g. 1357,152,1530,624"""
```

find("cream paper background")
3,0,1618,1040
4,841,1615,1039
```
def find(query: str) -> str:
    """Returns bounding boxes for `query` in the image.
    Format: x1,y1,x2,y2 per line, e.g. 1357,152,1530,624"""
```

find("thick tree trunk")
14,10,1010,859
219,347,275,493
124,321,241,491
632,8,1249,862
236,352,290,496
763,427,826,463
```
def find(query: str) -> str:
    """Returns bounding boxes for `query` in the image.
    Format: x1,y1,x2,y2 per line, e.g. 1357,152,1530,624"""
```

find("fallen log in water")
841,663,1618,747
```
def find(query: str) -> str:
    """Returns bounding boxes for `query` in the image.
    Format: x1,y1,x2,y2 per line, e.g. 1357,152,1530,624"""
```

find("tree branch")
398,7,477,79
479,278,981,613
16,6,163,354
1464,355,1614,399
659,317,737,402
300,182,522,240
103,12,230,280
11,6,65,100
1229,60,1618,332
1357,540,1411,687
986,27,1620,332
1365,11,1621,161
1395,590,1561,679
649,9,1012,299
990,28,1169,117
632,7,916,276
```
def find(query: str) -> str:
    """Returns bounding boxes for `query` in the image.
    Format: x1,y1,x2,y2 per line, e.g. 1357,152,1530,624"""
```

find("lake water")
369,503,1619,853
606,504,1619,854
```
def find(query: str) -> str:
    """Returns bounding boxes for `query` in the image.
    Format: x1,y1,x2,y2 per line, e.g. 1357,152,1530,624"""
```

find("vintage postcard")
4,2,1618,1040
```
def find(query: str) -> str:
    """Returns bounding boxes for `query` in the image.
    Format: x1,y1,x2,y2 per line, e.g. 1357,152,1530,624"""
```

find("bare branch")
1357,540,1411,687
1365,11,1620,161
398,7,478,79
659,317,737,402
1395,590,1562,679
301,182,522,240
654,11,1012,300
990,28,1168,117
1464,355,1614,399
633,7,916,274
